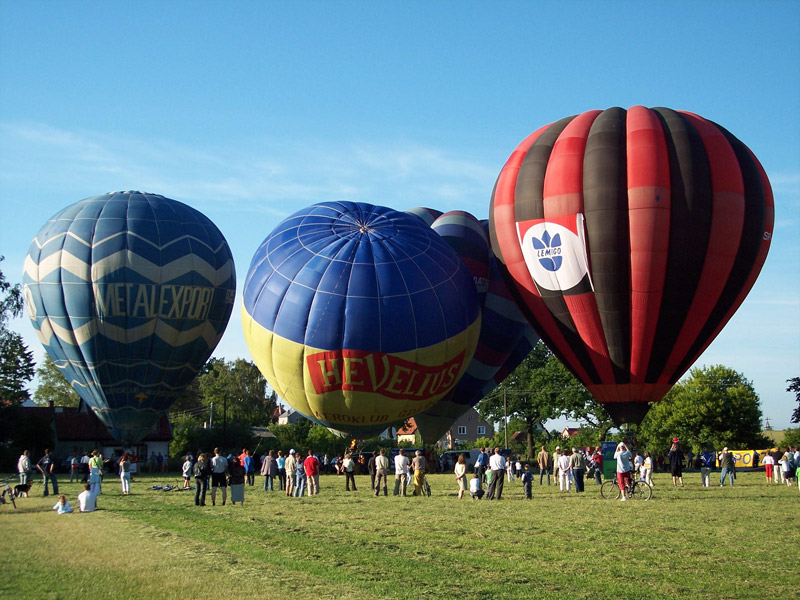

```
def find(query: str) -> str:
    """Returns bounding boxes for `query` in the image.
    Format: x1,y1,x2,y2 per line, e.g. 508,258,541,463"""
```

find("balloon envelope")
23,192,236,443
489,107,774,424
242,201,482,438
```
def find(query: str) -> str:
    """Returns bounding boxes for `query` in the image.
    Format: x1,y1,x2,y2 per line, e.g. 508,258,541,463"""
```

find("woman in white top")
454,454,467,499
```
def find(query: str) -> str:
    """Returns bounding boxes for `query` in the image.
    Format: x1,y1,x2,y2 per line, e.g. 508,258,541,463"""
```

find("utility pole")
504,389,508,449
209,402,214,429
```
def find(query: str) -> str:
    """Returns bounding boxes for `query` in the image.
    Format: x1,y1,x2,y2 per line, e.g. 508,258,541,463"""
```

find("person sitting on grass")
53,495,74,514
78,484,97,512
469,472,484,500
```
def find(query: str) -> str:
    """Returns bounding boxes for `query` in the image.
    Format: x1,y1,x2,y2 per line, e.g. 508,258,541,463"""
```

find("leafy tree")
0,257,35,409
638,365,770,454
787,377,800,424
477,340,594,459
782,427,800,449
197,358,278,428
33,354,80,407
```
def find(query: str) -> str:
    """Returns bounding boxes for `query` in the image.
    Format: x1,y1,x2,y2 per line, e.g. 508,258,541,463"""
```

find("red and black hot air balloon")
489,106,774,425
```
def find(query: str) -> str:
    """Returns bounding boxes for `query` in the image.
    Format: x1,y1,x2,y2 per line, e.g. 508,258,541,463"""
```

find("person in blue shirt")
476,447,490,491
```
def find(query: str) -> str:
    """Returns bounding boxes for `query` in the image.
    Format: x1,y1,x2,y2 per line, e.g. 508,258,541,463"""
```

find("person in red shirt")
303,450,320,496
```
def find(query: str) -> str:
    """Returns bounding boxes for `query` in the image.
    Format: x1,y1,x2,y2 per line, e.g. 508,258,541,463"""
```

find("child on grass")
52,495,74,514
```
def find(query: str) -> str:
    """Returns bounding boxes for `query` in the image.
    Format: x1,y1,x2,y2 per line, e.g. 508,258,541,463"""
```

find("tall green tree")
638,365,769,454
33,354,80,406
197,358,277,428
477,340,594,459
787,377,800,424
0,256,34,408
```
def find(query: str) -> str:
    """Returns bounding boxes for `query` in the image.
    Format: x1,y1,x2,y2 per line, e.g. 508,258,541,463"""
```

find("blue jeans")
573,469,585,493
42,473,58,496
294,475,305,497
720,468,734,486
539,468,550,485
195,478,208,505
263,475,274,491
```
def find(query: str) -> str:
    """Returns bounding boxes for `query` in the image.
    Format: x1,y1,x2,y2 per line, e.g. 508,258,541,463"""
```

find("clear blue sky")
1,2,798,429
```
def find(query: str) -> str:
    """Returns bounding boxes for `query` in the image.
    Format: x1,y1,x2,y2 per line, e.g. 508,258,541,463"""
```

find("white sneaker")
620,497,627,501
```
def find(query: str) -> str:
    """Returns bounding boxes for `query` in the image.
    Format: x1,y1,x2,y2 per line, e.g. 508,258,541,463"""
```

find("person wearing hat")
284,449,297,497
668,439,685,488
411,449,427,496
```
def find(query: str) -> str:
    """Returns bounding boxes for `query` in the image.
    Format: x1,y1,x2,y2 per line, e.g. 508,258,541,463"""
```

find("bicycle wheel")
600,479,620,500
630,480,652,501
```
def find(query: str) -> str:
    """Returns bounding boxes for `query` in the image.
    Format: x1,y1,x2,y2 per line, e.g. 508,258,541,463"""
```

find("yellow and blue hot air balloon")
23,192,236,444
242,201,482,438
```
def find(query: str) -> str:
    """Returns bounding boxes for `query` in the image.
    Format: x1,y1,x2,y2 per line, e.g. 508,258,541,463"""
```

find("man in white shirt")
485,447,506,500
210,447,229,506
558,452,572,492
78,484,97,512
393,449,409,496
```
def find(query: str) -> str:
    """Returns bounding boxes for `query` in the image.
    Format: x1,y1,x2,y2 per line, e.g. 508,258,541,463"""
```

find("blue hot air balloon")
413,213,538,443
242,201,482,438
23,192,236,443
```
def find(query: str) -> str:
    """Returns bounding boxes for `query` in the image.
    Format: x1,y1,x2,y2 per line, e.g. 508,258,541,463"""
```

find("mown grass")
1,470,797,600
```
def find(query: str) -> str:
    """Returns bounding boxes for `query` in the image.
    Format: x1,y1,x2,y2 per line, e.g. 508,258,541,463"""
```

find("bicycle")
600,473,652,501
1,479,17,509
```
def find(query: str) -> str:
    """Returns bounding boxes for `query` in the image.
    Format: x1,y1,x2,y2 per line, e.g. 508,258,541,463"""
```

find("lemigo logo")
519,217,590,293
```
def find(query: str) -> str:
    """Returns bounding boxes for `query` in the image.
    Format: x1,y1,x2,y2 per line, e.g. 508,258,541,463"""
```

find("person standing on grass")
293,452,307,497
89,450,103,495
17,450,32,486
558,450,572,492
193,454,209,506
761,451,775,484
80,451,91,483
261,449,276,491
614,442,633,502
668,439,685,487
485,447,506,500
779,451,795,487
553,446,562,486
276,451,286,490
374,448,390,496
243,450,255,486
719,448,735,487
229,457,246,505
367,452,377,492
591,450,603,485
394,449,409,496
453,453,467,500
37,448,59,497
411,450,427,496
78,483,97,512
304,449,320,496
182,455,193,489
119,453,131,495
342,453,357,491
770,447,783,483
521,464,533,499
570,448,586,493
699,448,714,488
284,449,297,497
210,447,229,506
69,452,80,483
537,445,552,486
476,447,489,488
642,452,654,487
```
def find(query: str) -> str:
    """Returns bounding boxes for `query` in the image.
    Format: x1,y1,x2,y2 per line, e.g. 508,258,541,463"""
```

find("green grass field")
1,470,797,600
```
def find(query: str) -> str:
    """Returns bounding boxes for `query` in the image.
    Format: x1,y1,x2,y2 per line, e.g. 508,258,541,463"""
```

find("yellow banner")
716,450,764,468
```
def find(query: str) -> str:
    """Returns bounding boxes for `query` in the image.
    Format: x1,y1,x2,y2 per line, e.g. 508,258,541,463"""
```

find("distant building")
561,427,580,440
277,407,308,425
395,418,419,444
403,408,494,448
12,400,172,463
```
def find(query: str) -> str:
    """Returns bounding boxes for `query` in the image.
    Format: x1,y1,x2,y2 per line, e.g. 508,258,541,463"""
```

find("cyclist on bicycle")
614,442,633,502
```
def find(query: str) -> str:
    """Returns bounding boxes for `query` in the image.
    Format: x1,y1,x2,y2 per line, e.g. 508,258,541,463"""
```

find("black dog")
14,483,31,498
